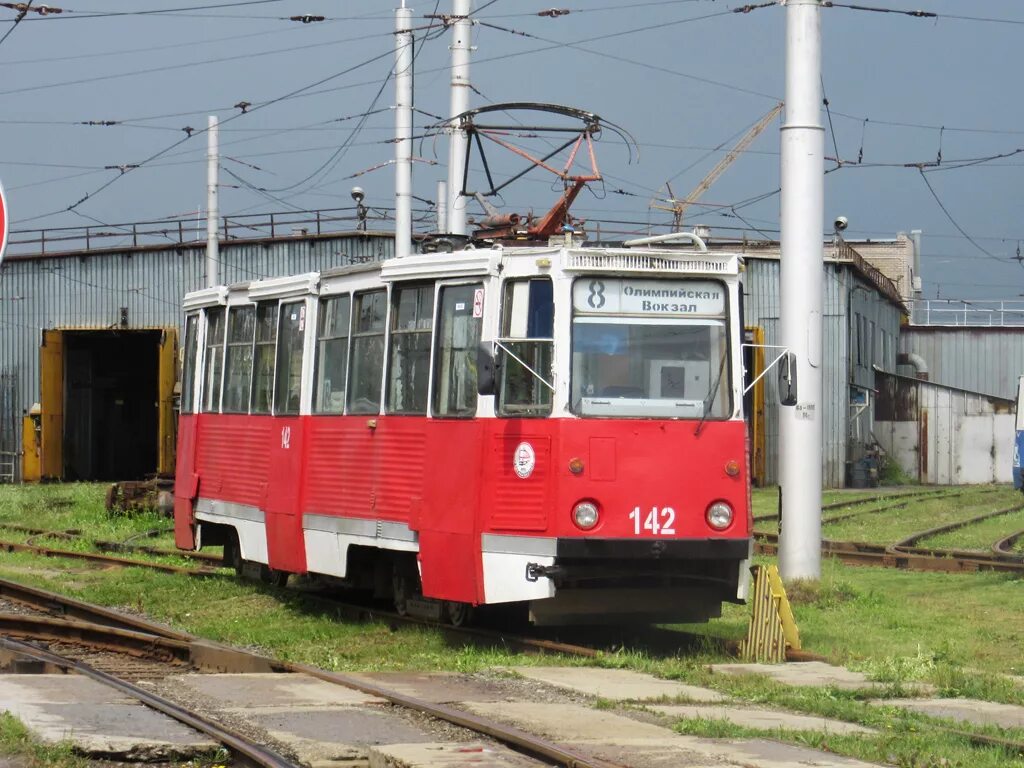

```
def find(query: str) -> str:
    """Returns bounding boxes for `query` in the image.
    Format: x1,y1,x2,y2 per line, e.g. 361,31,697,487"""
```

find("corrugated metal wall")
0,235,903,488
898,328,1024,400
743,258,902,487
875,370,1015,484
0,232,396,476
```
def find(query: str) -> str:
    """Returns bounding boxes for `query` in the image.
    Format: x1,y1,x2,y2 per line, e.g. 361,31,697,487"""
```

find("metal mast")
395,2,414,258
206,115,219,288
778,0,824,580
445,0,472,236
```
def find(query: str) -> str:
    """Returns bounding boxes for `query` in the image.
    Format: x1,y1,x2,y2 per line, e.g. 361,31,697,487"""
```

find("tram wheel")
223,532,243,575
392,557,419,616
445,601,474,627
260,566,289,588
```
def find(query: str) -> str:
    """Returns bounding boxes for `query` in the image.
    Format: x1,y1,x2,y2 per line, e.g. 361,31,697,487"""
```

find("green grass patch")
922,508,1024,551
3,483,1024,767
0,713,86,768
821,485,1018,544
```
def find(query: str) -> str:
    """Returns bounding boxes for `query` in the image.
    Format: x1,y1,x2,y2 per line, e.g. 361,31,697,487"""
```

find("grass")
2,483,1024,767
0,713,86,768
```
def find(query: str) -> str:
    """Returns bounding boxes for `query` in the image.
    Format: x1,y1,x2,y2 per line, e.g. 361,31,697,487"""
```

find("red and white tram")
174,232,753,624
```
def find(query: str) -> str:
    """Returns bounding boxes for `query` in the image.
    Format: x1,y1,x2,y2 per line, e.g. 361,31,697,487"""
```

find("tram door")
264,300,308,573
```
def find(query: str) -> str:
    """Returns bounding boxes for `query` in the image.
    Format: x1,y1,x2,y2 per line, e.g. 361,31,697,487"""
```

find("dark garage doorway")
63,330,160,481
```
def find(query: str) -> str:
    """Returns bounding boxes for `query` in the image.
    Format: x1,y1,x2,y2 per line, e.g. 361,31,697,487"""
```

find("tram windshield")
570,277,731,419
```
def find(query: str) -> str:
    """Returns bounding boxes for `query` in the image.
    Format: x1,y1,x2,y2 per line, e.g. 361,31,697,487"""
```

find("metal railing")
5,205,402,258
909,299,1024,327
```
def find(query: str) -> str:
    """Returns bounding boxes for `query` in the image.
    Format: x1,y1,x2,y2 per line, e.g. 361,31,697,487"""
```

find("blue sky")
2,0,1023,299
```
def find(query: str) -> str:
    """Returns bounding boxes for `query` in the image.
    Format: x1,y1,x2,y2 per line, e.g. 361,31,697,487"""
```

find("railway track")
0,577,618,768
755,501,1024,573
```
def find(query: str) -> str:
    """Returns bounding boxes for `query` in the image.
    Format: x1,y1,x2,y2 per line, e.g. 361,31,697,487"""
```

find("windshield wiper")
694,348,728,437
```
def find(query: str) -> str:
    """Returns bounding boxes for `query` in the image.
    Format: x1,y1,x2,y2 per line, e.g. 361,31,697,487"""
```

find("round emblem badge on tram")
513,442,536,479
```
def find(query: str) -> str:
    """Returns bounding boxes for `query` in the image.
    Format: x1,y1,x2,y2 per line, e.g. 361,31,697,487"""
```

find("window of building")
181,313,199,413
223,305,255,413
388,284,434,414
274,301,306,415
250,302,278,414
348,290,387,414
313,295,351,414
497,278,553,416
201,307,225,413
433,283,483,417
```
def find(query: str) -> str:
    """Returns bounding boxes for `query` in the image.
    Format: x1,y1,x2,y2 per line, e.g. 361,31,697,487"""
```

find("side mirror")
778,352,798,407
477,341,498,396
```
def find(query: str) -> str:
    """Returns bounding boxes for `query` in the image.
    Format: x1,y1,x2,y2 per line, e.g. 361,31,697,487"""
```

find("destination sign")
572,278,725,316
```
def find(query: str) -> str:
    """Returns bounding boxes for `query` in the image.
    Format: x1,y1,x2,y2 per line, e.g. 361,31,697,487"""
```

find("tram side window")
348,290,387,414
313,295,351,414
201,307,226,413
274,301,306,415
250,303,277,414
433,283,483,418
181,313,199,413
497,278,554,417
387,284,434,415
223,305,255,413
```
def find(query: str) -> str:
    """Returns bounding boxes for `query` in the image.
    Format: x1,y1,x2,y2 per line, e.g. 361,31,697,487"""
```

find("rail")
4,205,405,258
909,298,1024,327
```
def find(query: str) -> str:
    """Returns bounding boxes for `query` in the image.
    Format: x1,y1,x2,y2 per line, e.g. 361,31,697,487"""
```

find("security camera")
833,215,849,232
351,186,365,204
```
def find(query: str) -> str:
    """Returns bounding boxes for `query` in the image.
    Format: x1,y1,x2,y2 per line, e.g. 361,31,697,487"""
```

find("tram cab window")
569,277,730,419
223,305,255,413
274,301,306,415
181,313,199,413
433,283,483,418
250,303,277,414
313,295,351,414
497,278,554,417
348,290,387,414
387,283,434,414
201,307,226,413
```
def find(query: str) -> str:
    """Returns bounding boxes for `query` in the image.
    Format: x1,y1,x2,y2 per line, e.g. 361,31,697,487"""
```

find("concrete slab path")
711,661,932,693
651,703,876,735
874,698,1024,729
368,742,542,767
0,675,216,760
509,666,727,702
465,701,885,768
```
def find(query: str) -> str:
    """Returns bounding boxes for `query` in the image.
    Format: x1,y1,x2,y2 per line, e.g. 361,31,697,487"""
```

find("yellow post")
21,410,41,482
157,327,178,476
39,330,63,480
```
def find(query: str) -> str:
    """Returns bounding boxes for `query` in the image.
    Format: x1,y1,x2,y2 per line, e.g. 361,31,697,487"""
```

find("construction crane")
652,102,784,229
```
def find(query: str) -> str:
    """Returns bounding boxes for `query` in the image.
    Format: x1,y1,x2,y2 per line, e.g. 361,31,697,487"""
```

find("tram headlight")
706,501,733,531
572,501,600,531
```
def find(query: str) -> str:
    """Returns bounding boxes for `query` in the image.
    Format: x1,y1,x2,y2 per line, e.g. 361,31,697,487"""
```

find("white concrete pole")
206,115,219,287
394,3,414,259
436,180,448,233
446,0,472,236
778,0,824,581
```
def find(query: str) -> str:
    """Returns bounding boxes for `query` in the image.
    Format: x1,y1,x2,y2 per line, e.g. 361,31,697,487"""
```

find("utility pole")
778,0,824,581
206,115,219,288
394,2,414,259
436,180,448,233
446,0,472,236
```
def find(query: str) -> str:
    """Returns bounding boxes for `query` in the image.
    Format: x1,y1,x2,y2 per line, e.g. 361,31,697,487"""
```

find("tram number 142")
628,506,677,536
